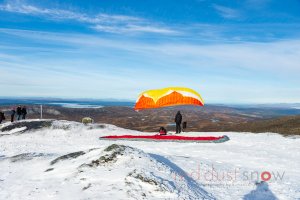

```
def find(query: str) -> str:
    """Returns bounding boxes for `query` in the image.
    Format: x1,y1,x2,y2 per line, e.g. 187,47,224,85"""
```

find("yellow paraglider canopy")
134,87,204,110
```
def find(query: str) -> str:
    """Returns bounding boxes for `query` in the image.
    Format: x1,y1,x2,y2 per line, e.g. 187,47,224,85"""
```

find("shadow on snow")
150,153,216,200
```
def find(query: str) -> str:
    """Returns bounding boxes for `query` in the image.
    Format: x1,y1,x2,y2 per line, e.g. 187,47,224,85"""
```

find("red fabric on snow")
100,135,223,141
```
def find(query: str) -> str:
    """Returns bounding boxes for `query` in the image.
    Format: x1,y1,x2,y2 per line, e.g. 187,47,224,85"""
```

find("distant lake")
0,98,135,108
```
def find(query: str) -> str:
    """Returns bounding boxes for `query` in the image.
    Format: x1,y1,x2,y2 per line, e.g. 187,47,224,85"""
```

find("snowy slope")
0,120,299,200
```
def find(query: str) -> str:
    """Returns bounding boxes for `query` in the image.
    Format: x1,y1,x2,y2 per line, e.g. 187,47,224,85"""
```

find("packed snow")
0,120,299,200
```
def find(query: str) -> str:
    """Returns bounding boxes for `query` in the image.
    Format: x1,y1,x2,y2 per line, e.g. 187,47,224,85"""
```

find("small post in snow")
40,105,43,119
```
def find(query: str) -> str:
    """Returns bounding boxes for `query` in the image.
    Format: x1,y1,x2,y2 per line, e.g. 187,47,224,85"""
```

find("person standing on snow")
10,107,16,122
21,106,27,120
16,106,22,120
175,111,182,134
0,111,5,124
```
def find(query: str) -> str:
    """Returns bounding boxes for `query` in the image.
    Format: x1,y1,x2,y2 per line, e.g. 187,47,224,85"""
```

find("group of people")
158,111,185,135
0,106,27,124
2,106,183,134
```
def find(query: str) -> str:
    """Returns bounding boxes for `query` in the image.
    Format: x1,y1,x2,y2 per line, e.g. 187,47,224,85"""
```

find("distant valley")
1,103,300,135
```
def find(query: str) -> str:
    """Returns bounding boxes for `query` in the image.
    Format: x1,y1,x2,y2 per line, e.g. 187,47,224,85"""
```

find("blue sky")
0,0,300,103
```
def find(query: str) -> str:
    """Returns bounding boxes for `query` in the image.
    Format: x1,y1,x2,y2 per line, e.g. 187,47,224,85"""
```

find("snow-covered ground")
0,120,299,200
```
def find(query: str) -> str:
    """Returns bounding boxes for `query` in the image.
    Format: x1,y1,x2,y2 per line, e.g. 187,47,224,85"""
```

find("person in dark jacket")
16,106,22,120
11,107,16,122
21,106,27,120
0,111,5,124
175,111,182,134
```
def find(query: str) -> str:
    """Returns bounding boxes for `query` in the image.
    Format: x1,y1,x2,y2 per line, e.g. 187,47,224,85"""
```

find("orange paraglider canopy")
134,87,204,110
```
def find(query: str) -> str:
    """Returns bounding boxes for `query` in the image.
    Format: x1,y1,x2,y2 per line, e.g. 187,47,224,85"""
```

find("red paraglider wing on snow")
100,135,229,143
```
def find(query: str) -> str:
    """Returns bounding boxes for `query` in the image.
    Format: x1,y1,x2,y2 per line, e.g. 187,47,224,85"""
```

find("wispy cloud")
1,28,300,74
0,1,177,35
93,24,177,34
213,4,241,19
1,28,300,102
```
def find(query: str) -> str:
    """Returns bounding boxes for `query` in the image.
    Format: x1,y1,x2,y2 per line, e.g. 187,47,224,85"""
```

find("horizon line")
0,96,300,105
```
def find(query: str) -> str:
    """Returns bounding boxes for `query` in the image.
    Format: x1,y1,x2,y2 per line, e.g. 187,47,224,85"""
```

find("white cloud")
1,28,300,102
93,24,177,34
1,28,300,75
213,4,240,19
0,1,177,35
